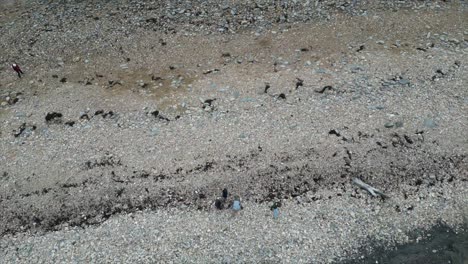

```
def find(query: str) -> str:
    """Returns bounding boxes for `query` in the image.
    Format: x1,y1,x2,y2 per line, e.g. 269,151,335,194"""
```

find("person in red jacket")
11,63,24,78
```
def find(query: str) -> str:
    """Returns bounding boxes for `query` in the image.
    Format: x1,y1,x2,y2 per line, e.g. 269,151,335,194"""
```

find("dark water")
342,224,468,264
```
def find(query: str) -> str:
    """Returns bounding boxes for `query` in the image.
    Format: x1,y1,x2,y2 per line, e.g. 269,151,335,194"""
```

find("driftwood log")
353,178,389,199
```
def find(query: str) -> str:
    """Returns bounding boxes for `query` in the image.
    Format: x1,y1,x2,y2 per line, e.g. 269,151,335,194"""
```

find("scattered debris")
13,123,36,137
79,78,93,85
203,69,220,75
1,93,21,106
151,110,170,122
431,69,446,81
202,99,216,111
137,80,148,88
315,86,333,94
84,154,122,170
352,178,388,199
102,111,114,118
94,110,114,118
108,80,122,87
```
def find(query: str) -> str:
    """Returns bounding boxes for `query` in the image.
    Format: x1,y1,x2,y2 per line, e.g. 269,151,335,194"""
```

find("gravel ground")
1,185,467,263
0,0,467,263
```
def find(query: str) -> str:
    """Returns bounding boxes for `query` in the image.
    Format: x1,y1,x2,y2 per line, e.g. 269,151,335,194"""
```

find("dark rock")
404,135,413,144
151,110,159,117
95,110,104,116
328,129,341,137
356,45,365,52
222,188,228,199
264,83,270,93
204,99,215,106
60,77,67,83
278,93,286,99
8,97,19,105
65,121,75,127
203,69,220,74
13,123,27,137
214,198,224,210
102,111,114,118
146,17,158,23
45,112,63,123
295,78,304,89
432,69,446,81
